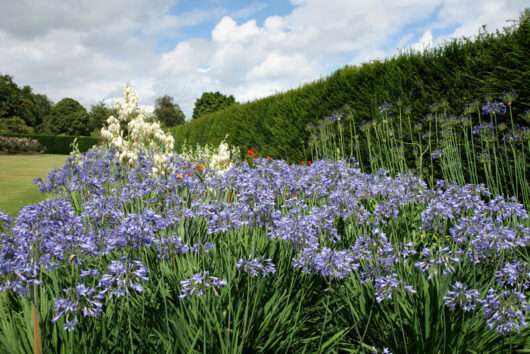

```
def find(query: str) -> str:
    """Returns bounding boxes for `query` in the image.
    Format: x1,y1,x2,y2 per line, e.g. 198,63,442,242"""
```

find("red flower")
247,148,258,158
308,161,312,165
195,163,204,172
301,161,305,165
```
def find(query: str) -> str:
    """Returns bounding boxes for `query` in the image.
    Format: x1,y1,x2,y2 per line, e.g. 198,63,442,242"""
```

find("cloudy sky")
0,0,526,119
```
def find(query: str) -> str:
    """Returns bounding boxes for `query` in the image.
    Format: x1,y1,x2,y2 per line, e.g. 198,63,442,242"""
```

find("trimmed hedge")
171,10,530,163
1,133,98,154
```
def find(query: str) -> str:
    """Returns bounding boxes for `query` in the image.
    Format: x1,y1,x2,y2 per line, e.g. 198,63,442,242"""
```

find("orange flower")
247,148,258,157
195,163,204,172
266,156,270,160
308,161,312,165
301,161,305,165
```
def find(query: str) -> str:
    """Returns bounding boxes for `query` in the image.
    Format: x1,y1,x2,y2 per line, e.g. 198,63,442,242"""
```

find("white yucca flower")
179,136,239,175
101,82,175,174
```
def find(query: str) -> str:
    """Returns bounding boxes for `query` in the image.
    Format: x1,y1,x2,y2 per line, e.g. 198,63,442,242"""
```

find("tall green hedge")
171,10,530,162
1,133,98,154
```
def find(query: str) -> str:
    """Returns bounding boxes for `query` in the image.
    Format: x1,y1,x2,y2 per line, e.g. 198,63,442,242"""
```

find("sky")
0,0,527,120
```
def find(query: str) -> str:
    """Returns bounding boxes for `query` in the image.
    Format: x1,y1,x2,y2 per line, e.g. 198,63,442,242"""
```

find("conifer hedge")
171,10,529,162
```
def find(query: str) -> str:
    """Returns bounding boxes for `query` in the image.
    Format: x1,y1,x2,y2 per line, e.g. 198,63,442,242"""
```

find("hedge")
171,10,530,163
1,134,98,154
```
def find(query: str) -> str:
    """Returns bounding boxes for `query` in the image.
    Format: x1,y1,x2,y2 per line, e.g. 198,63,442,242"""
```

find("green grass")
0,154,67,219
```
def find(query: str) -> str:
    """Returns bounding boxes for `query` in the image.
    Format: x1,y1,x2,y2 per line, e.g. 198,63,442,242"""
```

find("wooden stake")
32,303,41,354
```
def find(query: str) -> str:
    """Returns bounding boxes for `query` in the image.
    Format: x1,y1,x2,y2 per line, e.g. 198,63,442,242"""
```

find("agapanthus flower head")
479,288,529,335
431,149,444,160
98,259,149,298
178,271,227,299
501,90,518,105
463,101,480,115
438,99,450,111
482,101,506,115
378,102,393,115
52,283,104,331
373,273,416,303
293,246,359,279
494,261,530,290
0,209,11,231
443,281,480,311
414,247,461,279
428,102,439,113
236,255,276,276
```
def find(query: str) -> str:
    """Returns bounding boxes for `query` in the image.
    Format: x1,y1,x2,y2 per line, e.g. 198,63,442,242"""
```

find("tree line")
0,74,236,137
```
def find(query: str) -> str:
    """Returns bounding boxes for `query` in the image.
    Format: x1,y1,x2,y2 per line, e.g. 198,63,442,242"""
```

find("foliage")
0,74,53,132
0,149,528,353
0,136,44,153
192,91,236,120
153,95,185,127
88,101,116,135
0,116,34,134
47,98,90,136
172,10,530,163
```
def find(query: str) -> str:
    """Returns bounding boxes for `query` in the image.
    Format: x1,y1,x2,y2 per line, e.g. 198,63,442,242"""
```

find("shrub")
1,133,97,154
0,136,45,153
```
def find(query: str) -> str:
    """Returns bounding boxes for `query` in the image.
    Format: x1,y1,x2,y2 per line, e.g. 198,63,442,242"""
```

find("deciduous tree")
153,95,185,127
192,92,236,120
47,98,90,136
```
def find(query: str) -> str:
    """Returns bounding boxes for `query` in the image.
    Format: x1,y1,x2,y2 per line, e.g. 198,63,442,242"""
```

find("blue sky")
156,0,297,52
0,0,526,119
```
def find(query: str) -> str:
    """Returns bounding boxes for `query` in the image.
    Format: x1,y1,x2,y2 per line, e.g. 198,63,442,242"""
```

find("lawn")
0,154,67,218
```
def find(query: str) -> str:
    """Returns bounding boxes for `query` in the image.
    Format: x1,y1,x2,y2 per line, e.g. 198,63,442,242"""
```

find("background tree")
153,95,185,127
192,91,236,120
0,74,54,133
32,93,53,126
88,100,115,135
47,98,90,136
0,75,22,121
0,116,34,134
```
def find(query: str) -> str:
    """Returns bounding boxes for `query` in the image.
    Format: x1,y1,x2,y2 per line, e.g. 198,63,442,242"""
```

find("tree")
32,93,53,126
0,116,34,134
192,92,236,120
88,100,115,134
153,95,185,127
0,74,53,131
47,98,90,136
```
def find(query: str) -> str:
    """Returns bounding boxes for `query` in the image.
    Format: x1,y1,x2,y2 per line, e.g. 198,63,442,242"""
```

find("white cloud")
410,30,434,52
212,16,261,43
0,0,527,120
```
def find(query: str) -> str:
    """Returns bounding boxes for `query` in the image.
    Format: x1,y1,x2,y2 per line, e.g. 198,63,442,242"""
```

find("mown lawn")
0,154,67,218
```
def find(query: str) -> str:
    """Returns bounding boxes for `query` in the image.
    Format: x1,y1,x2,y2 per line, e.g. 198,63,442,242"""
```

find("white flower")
100,83,175,174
